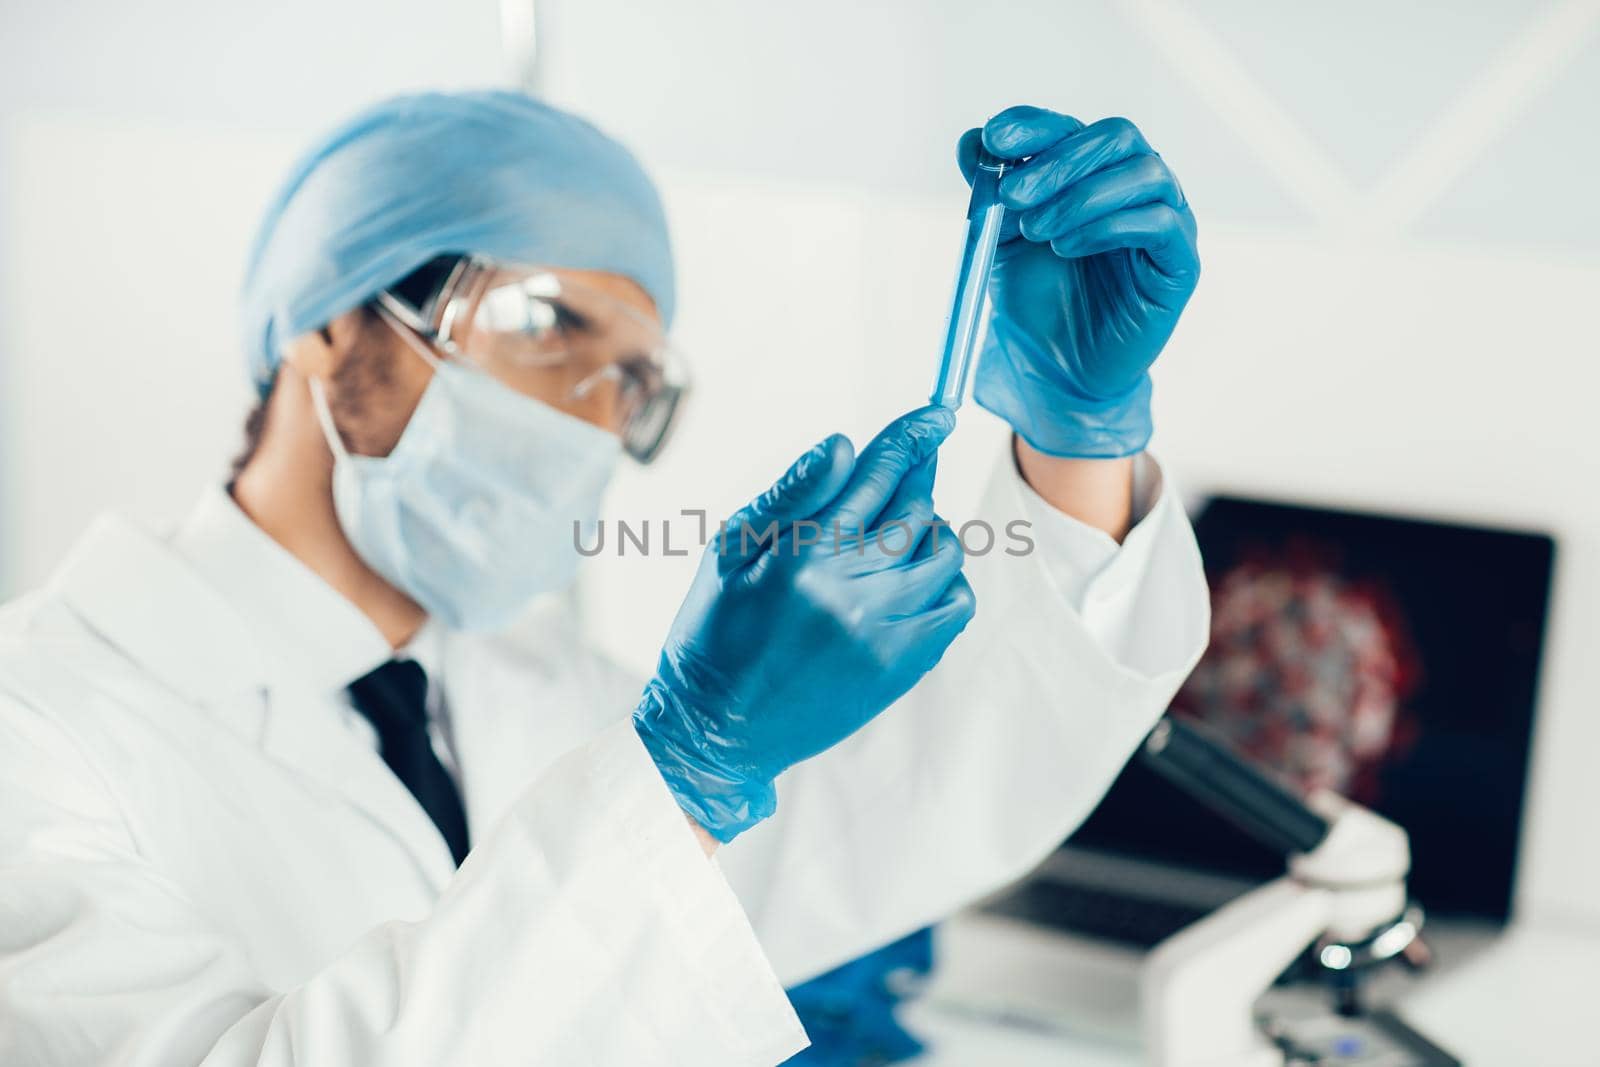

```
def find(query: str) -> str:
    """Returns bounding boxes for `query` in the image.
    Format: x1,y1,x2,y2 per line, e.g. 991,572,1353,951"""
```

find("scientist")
0,92,1206,1065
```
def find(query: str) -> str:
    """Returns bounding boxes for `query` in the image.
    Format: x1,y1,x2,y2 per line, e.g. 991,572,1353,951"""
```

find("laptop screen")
1069,495,1555,922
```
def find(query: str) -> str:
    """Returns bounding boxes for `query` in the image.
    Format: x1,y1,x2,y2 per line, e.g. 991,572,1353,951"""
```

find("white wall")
0,0,504,589
534,0,1600,933
2,1,1597,932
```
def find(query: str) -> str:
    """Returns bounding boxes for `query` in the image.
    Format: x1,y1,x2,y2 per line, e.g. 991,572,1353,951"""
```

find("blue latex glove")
783,927,935,1066
634,407,976,842
959,107,1200,458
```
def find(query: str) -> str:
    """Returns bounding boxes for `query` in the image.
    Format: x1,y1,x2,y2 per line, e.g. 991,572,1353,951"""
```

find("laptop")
982,494,1555,953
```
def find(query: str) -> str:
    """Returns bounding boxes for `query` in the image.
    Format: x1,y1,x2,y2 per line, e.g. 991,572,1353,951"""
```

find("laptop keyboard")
980,878,1211,949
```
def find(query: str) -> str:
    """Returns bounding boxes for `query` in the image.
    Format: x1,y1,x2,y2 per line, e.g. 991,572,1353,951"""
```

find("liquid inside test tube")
930,150,1008,410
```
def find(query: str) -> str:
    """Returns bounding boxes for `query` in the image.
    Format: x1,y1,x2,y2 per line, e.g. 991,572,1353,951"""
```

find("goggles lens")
382,256,688,463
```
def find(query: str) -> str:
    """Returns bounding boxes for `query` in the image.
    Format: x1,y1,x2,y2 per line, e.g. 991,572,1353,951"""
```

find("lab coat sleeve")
0,695,805,1067
715,448,1210,984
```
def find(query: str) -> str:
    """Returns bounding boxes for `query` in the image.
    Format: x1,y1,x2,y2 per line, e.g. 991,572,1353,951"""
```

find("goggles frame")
374,254,686,463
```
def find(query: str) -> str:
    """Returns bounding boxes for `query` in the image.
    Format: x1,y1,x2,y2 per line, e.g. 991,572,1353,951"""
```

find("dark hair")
227,317,383,483
227,391,274,485
228,257,454,482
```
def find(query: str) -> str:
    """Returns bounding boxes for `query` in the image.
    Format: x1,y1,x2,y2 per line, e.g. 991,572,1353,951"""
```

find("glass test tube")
930,149,1009,410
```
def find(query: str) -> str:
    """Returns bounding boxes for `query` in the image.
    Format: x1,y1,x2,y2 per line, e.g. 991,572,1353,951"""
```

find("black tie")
346,659,471,867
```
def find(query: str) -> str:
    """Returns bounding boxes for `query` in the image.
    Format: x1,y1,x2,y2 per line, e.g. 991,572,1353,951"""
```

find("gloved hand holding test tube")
930,148,1009,410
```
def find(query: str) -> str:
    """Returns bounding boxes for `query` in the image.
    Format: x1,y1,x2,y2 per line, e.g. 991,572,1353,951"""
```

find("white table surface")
903,910,1600,1065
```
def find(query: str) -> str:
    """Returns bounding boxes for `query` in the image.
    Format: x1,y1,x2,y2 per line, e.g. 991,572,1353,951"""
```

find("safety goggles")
375,254,688,463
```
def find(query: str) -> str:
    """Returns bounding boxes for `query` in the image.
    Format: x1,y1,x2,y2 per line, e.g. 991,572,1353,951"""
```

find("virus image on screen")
1171,552,1422,806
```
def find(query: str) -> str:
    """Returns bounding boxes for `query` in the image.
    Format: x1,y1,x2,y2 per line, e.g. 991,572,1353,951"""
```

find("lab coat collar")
51,494,459,889
168,489,458,882
169,487,393,693
50,489,403,705
51,512,270,707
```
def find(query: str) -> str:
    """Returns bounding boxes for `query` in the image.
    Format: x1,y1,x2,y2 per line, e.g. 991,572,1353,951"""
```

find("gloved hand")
959,107,1200,458
634,407,977,842
783,927,934,1065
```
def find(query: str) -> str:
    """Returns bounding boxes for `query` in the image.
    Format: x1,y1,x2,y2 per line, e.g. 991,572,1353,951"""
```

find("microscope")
1136,716,1459,1067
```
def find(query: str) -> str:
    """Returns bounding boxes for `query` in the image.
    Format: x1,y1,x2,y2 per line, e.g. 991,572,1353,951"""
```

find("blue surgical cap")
239,90,675,393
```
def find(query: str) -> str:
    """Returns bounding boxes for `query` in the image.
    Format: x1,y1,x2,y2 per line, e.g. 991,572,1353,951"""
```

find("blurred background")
3,1,1597,1062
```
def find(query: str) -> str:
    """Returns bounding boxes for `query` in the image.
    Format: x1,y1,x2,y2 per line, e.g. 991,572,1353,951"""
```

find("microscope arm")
1135,717,1413,1067
1139,716,1329,856
1144,877,1334,1067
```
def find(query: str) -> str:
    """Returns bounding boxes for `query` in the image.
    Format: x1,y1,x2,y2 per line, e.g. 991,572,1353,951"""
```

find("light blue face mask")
309,309,621,631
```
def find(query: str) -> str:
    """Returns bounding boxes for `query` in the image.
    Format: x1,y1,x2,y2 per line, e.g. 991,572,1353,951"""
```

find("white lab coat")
0,448,1206,1066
